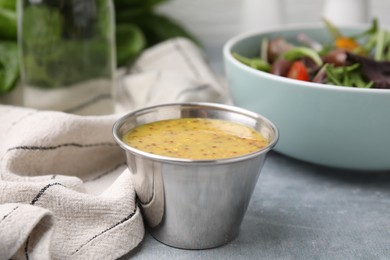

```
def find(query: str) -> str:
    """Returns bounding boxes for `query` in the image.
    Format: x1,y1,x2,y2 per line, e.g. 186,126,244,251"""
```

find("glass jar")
18,0,115,115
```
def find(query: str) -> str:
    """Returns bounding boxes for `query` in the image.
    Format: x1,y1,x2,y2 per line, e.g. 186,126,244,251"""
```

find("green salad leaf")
283,47,323,66
233,53,271,72
325,63,373,88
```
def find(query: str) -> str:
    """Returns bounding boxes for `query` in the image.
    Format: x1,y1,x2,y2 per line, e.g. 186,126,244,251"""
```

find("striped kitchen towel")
0,108,143,259
0,38,230,259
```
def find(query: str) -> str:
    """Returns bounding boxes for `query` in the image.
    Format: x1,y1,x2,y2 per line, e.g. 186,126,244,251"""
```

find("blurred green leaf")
0,0,16,11
114,0,168,9
0,7,16,40
116,23,146,66
115,7,150,23
0,41,19,94
131,12,199,47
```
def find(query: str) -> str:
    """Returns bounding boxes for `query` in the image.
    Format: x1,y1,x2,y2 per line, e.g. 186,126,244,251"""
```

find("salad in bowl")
233,19,390,89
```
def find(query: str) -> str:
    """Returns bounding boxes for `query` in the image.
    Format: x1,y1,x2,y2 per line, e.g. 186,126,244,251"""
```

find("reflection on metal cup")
113,102,278,249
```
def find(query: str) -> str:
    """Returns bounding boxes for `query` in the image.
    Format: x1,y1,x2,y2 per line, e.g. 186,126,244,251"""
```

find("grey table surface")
121,151,390,259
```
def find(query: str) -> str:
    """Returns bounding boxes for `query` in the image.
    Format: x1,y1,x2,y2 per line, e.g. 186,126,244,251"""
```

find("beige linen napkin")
0,38,229,259
114,37,229,113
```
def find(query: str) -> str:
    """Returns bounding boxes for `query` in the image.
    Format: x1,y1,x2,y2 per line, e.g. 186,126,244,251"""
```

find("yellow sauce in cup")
123,118,268,160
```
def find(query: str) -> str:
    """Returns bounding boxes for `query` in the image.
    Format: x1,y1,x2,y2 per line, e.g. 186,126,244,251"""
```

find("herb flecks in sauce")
123,118,268,160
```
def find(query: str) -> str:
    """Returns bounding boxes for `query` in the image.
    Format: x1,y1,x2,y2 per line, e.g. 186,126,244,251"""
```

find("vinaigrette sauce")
123,118,268,160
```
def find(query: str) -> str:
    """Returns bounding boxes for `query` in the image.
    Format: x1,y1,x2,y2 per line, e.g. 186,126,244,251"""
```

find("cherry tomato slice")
287,61,310,81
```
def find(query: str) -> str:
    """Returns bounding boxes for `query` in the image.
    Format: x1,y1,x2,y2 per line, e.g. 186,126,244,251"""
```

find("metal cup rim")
112,102,279,165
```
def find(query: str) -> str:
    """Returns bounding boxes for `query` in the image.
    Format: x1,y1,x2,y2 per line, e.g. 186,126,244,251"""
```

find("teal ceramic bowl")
223,24,390,170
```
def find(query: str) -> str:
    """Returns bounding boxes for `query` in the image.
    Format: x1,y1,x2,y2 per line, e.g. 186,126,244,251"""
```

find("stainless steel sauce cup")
113,102,278,249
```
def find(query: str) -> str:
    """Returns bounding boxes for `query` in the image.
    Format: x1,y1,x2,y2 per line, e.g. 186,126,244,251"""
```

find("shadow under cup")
113,102,278,250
